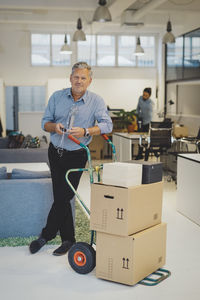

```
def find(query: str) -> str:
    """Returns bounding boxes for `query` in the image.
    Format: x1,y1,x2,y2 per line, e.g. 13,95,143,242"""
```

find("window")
137,36,155,67
166,37,183,81
118,36,136,66
78,35,116,66
18,86,46,112
31,33,156,68
5,86,46,131
97,35,115,66
184,34,200,79
52,34,71,66
77,35,96,65
166,27,200,81
31,33,71,66
31,34,50,66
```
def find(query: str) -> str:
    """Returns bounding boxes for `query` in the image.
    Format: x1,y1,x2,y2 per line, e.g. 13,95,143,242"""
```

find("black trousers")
136,123,150,159
41,143,88,243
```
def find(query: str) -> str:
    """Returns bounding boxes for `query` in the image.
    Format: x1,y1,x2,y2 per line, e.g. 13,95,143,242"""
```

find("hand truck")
66,134,171,285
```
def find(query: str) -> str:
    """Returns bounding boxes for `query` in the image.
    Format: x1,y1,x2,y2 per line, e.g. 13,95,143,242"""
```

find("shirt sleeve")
136,97,141,116
41,93,55,131
94,97,113,134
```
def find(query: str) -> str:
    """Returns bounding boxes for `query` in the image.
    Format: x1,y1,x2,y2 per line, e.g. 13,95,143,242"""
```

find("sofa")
0,167,75,238
0,137,49,165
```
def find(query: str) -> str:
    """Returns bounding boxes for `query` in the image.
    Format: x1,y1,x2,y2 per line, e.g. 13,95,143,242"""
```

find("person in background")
135,87,154,160
29,62,113,256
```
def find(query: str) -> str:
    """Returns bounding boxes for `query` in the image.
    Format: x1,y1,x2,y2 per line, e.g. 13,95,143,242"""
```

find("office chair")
180,127,200,153
150,120,173,129
144,123,172,161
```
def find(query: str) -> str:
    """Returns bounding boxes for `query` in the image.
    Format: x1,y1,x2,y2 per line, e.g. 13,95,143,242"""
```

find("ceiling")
0,0,200,37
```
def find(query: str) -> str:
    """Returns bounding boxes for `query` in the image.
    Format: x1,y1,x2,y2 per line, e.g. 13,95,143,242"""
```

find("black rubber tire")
68,242,96,274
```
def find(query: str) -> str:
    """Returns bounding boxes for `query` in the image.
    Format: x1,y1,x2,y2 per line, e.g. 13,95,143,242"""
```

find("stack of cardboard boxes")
90,161,166,286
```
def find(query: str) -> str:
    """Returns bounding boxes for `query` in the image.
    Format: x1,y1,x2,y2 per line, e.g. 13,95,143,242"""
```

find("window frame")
31,32,157,68
31,33,72,67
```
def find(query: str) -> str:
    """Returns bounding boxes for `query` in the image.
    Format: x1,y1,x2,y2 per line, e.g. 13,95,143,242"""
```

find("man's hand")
68,127,85,138
55,123,66,135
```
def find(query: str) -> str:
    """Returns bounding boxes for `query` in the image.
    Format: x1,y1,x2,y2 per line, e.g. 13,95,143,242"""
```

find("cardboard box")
173,126,188,138
125,160,163,184
102,162,142,187
90,181,163,236
89,135,105,160
96,223,167,286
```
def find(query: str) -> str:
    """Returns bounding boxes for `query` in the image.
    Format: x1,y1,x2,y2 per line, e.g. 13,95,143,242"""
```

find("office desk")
113,132,148,162
177,153,200,225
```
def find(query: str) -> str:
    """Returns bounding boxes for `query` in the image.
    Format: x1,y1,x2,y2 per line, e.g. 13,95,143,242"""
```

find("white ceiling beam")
109,0,137,20
131,0,168,22
0,6,94,12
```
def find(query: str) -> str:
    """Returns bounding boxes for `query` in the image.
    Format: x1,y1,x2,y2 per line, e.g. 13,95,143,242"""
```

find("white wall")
18,112,45,138
178,85,200,115
167,83,177,115
166,81,200,136
47,78,156,111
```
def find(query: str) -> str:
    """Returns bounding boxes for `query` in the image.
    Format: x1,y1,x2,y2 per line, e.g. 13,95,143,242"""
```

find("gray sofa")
0,169,75,238
0,137,49,165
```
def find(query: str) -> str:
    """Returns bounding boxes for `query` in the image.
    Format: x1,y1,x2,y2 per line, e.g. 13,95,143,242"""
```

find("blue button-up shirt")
41,88,113,150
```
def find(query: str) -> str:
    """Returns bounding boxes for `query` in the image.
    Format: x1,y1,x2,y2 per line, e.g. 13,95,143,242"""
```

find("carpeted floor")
0,200,91,247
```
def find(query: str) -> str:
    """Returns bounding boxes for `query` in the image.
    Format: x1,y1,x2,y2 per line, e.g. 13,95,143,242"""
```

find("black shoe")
53,241,74,256
29,236,47,254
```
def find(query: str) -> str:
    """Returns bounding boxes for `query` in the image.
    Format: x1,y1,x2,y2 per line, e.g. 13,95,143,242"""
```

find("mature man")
29,62,113,255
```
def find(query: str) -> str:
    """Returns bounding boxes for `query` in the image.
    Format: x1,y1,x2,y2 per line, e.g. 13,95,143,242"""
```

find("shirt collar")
66,88,88,103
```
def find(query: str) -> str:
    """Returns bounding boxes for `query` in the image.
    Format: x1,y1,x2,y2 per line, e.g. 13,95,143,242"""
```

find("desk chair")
144,126,172,161
180,127,200,153
150,120,173,129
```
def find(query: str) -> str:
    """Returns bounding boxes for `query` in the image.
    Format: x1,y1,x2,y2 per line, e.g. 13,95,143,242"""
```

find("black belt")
50,142,85,153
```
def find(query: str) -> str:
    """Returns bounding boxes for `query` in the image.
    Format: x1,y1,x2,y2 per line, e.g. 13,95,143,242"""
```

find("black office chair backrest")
151,120,173,129
150,128,172,148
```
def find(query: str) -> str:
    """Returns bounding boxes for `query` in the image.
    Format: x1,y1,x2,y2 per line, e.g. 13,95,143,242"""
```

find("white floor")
1,169,200,300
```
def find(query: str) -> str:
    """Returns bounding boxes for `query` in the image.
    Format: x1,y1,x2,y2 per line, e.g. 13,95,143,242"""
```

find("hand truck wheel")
68,242,96,274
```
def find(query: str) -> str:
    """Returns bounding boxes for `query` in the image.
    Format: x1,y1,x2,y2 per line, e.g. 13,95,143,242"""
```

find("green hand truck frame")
66,134,171,285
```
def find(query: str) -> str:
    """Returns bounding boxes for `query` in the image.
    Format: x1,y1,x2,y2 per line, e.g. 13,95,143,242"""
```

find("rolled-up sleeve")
41,94,55,131
136,98,140,116
94,98,113,134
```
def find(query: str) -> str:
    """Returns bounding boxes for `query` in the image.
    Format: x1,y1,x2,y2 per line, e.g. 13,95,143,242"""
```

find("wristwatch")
84,128,90,137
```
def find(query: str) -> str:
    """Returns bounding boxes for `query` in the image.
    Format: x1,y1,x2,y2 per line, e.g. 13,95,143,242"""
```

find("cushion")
0,137,9,149
11,168,51,179
0,166,7,179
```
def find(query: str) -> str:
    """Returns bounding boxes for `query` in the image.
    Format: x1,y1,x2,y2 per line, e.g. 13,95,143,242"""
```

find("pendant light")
60,34,72,54
73,18,86,41
134,37,144,56
93,0,112,22
163,20,175,44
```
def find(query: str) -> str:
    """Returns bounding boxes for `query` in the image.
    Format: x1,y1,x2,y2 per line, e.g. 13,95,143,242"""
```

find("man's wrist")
84,128,90,137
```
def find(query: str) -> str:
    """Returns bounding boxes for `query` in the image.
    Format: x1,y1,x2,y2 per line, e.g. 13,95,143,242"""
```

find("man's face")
70,68,92,96
142,91,150,100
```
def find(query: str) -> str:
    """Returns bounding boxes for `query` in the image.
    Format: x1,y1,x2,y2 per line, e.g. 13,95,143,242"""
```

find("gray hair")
71,61,93,77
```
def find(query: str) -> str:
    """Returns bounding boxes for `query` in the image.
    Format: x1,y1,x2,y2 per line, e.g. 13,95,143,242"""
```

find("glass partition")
166,27,200,82
166,37,183,81
183,29,200,79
